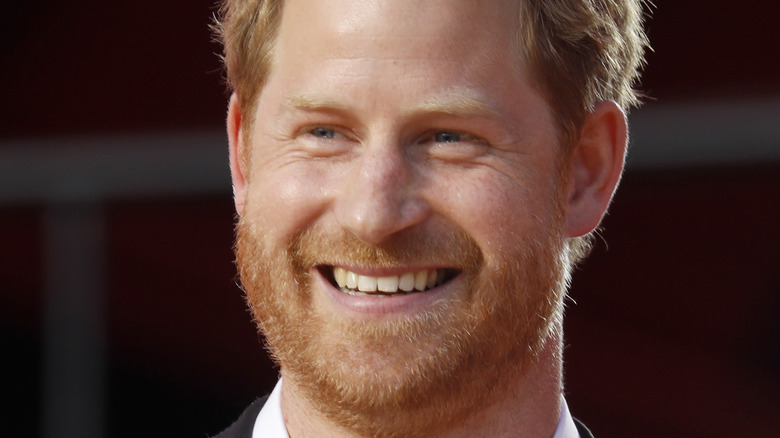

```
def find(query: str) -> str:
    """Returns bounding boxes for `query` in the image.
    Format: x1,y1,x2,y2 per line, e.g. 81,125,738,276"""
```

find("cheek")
244,163,332,244
435,169,560,255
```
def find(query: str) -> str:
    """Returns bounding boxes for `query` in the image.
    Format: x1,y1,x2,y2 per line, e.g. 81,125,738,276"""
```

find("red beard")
235,217,569,438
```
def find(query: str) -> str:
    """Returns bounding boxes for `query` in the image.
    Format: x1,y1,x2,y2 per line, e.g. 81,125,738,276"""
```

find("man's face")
235,0,570,434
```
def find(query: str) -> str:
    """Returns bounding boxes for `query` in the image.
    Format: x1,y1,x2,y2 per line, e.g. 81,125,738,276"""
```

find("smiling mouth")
322,266,458,297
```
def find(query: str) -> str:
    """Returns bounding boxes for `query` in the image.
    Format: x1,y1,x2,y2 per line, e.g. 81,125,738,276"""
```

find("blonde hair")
214,0,283,130
516,0,650,146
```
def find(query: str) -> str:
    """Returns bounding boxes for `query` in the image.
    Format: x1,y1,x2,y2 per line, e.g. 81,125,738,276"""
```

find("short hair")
214,0,283,133
213,0,650,264
516,0,650,147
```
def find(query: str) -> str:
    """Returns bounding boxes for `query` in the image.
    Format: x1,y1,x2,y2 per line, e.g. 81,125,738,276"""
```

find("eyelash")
309,127,337,139
299,125,351,144
302,126,484,146
426,130,487,147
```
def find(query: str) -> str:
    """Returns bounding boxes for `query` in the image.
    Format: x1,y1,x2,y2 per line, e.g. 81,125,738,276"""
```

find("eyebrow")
414,89,500,119
283,87,499,120
284,94,350,113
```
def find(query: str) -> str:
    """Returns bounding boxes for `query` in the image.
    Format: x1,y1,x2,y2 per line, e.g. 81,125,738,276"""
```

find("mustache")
290,225,484,271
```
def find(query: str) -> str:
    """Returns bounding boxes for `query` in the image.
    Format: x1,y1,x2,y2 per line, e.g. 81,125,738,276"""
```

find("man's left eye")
434,131,462,143
310,127,337,139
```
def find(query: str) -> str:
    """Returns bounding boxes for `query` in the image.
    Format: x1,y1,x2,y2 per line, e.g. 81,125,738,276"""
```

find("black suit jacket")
214,396,269,438
213,396,594,438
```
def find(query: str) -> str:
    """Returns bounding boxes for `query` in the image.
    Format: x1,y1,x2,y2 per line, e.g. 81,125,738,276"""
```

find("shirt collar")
252,379,288,438
553,398,581,438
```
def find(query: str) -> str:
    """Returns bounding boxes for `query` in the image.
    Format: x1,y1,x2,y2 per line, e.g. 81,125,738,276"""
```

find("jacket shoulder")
212,396,269,438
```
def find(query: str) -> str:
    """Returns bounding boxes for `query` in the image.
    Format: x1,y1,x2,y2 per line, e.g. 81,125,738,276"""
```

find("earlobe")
565,100,628,237
227,93,248,216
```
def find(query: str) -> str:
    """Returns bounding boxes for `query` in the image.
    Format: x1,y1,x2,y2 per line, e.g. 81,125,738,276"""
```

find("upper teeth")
333,267,446,294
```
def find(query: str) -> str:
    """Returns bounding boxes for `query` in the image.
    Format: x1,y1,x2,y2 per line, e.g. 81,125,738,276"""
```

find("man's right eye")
310,127,336,139
434,131,462,143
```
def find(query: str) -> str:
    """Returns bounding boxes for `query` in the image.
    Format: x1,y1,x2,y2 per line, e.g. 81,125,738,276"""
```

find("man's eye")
310,127,337,139
434,131,462,143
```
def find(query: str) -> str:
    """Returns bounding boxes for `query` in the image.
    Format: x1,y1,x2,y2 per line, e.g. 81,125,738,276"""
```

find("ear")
227,93,248,216
565,100,628,237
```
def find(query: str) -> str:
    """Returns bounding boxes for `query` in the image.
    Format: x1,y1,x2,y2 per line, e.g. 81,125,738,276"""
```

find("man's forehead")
282,87,501,120
278,0,521,51
256,0,540,128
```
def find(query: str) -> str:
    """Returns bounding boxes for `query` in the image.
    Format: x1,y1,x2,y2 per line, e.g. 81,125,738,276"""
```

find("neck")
281,331,564,438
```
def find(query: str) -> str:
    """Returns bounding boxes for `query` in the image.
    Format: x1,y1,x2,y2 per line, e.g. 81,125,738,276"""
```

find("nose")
334,140,429,244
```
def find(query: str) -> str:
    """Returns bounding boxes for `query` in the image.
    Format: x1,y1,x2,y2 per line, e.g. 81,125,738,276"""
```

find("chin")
236,218,569,437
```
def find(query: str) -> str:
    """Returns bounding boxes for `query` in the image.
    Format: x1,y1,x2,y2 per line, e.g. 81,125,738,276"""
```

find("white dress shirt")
253,379,581,437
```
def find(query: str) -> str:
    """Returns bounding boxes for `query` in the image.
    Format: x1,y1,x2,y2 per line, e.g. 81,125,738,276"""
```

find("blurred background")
1,1,777,437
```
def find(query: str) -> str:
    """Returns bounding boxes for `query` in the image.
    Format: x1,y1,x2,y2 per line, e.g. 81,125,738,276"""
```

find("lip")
312,265,461,319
